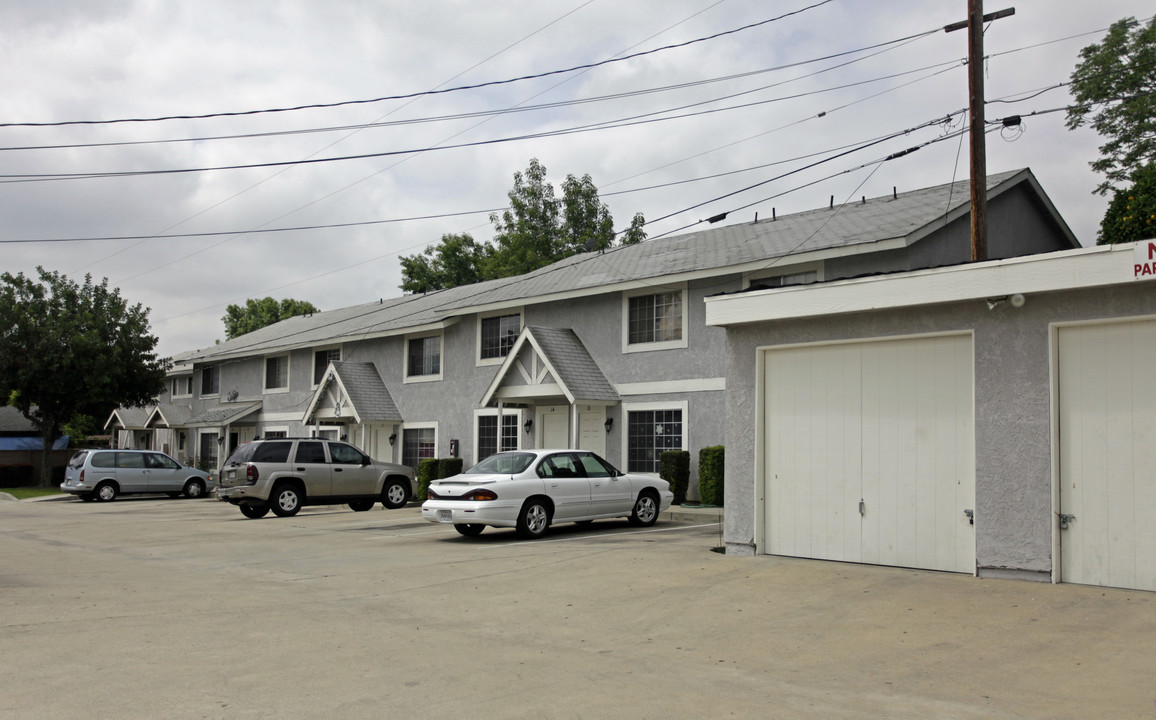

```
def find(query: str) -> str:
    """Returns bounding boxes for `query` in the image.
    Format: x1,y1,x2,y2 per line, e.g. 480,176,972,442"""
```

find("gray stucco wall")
721,280,1156,579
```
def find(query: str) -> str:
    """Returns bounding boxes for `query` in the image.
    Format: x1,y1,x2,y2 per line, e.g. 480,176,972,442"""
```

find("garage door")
1058,319,1156,591
763,334,975,574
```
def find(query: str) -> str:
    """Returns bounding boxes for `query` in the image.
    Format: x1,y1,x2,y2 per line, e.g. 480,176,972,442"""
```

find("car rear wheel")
270,484,303,517
183,479,206,498
381,479,409,509
517,500,551,539
454,523,485,537
239,503,269,519
94,482,118,502
627,491,659,527
348,500,374,512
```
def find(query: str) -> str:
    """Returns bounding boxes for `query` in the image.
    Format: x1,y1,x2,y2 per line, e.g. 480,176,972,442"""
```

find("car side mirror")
362,456,372,466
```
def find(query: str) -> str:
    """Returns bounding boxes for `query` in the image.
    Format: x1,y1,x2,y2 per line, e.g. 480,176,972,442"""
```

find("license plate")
437,510,453,522
227,470,235,481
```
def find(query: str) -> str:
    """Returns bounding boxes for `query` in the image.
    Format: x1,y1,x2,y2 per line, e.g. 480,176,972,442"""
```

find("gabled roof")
104,406,155,431
0,406,37,435
180,169,1074,364
145,404,193,428
481,326,618,407
304,362,402,424
185,402,262,428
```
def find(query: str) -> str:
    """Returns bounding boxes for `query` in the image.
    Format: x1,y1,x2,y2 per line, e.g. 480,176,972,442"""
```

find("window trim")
476,308,524,367
171,375,193,399
404,332,444,383
621,283,689,354
472,408,525,465
620,400,689,475
312,346,343,387
200,366,220,398
263,353,290,394
742,261,824,290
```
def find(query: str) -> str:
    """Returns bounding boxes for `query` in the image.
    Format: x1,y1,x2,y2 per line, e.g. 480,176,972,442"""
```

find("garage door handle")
858,499,865,516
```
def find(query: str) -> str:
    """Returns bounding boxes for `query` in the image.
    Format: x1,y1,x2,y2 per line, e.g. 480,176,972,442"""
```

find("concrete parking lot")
1,496,1154,719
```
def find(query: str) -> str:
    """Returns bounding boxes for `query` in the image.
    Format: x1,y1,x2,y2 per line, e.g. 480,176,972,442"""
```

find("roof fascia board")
192,318,458,364
705,243,1138,326
438,240,909,318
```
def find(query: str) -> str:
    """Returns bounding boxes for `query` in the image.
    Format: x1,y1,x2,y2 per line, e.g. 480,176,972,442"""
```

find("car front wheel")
270,484,303,517
454,523,485,537
627,491,659,527
517,500,551,539
183,479,206,498
381,479,409,509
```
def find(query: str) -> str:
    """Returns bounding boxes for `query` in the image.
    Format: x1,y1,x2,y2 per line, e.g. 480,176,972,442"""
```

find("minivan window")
91,452,115,469
252,441,292,463
116,452,145,469
68,451,89,468
147,454,181,470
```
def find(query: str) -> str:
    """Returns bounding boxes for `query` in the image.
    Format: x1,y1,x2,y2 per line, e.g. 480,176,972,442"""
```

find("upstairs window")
201,366,219,397
264,355,289,391
623,285,688,353
314,348,341,385
406,335,442,381
479,312,521,361
171,376,193,398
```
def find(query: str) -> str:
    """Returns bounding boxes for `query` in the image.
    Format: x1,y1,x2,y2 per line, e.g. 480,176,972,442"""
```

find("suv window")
295,441,326,464
329,443,364,464
225,443,256,465
252,441,292,463
91,452,115,469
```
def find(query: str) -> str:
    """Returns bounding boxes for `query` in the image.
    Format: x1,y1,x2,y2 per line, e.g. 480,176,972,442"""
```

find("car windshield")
466,452,535,476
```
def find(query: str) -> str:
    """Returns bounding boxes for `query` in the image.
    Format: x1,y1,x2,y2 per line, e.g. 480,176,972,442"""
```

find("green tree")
399,233,491,294
399,159,647,293
222,297,319,340
0,268,166,486
1066,16,1156,195
1097,162,1156,244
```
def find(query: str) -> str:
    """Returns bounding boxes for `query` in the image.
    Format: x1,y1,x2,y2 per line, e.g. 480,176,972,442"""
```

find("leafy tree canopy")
0,268,166,484
1066,16,1156,195
1097,162,1156,244
400,159,646,293
222,297,319,340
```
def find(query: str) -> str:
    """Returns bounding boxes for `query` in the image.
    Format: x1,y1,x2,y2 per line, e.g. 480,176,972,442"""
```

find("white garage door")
1058,319,1156,591
763,334,976,574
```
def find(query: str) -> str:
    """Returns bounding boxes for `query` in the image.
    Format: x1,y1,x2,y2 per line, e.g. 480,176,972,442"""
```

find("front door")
577,407,606,456
539,406,569,449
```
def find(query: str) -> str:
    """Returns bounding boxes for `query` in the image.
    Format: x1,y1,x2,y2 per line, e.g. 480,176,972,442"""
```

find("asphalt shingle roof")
526,327,618,403
331,362,403,422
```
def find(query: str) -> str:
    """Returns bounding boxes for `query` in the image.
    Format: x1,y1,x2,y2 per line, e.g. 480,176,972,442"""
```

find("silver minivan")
61,449,215,502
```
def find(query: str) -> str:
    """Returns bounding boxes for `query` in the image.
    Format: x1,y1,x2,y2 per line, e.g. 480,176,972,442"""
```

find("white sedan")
421,449,674,539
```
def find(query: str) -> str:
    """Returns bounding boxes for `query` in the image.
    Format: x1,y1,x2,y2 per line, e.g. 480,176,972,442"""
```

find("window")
402,427,436,469
754,270,817,288
201,366,219,397
329,443,365,464
171,376,193,398
477,414,519,461
252,441,292,463
264,355,289,391
479,312,521,361
744,262,823,290
314,348,341,385
147,454,180,470
264,429,288,439
294,441,326,464
623,285,688,353
406,335,442,381
627,409,683,474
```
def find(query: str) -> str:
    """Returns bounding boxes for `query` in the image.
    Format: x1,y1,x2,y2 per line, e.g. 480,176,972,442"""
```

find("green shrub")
417,458,439,500
437,457,464,479
698,446,725,506
659,450,690,505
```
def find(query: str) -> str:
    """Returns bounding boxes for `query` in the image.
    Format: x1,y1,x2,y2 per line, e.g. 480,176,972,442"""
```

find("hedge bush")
417,458,439,500
698,445,725,506
437,457,464,479
659,450,690,505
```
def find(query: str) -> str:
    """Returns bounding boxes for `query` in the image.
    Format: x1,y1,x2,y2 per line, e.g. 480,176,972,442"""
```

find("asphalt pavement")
1,495,1152,719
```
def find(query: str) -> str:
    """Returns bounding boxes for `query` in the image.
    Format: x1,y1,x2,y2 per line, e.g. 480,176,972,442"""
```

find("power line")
0,2,837,129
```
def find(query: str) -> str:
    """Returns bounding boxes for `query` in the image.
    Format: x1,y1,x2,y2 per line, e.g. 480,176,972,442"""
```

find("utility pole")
945,3,1014,262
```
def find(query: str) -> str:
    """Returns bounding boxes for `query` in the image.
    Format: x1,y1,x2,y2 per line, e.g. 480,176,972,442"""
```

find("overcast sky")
2,0,1151,358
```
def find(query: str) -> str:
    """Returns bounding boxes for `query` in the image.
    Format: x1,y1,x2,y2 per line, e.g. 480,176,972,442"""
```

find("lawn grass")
2,487,67,500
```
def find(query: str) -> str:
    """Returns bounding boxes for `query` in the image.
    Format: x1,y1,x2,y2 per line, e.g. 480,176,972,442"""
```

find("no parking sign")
1135,240,1156,279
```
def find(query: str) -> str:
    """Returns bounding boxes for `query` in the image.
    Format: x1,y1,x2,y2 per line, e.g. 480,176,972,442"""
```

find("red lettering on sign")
1150,243,1156,260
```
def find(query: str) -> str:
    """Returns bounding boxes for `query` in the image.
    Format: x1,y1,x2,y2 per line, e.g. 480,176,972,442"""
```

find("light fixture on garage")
604,417,614,433
986,293,1025,310
523,418,533,434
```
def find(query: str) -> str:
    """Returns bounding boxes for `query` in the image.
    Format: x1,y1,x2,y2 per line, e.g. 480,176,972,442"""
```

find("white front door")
577,407,606,457
539,406,569,449
763,334,976,574
1058,319,1156,591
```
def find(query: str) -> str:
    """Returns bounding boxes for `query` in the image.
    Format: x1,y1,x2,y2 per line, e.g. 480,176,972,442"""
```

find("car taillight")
462,488,498,501
79,469,85,483
246,465,259,484
427,488,442,500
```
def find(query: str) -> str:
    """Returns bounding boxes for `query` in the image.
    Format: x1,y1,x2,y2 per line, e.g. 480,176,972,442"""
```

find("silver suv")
216,438,416,519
